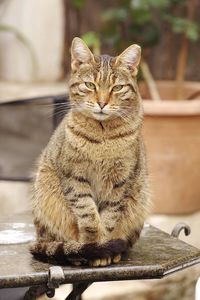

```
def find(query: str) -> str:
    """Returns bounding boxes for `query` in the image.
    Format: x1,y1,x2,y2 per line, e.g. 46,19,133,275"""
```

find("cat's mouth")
93,111,108,115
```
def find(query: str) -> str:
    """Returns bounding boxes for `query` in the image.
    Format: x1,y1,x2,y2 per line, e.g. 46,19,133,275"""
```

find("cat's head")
69,37,141,122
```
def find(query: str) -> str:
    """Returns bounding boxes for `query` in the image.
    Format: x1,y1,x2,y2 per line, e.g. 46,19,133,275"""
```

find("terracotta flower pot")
141,81,200,214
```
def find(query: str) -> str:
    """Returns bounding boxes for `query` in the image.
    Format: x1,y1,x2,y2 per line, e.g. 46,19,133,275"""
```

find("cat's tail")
30,239,128,264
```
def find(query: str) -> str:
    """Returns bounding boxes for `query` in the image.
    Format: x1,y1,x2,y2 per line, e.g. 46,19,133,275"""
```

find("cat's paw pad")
89,257,112,267
112,254,121,263
71,260,82,266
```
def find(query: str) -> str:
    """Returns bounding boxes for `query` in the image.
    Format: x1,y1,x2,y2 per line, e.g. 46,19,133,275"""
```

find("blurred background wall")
0,0,200,82
0,0,64,81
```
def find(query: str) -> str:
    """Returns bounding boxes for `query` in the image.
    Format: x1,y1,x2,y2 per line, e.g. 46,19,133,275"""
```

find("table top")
0,212,199,288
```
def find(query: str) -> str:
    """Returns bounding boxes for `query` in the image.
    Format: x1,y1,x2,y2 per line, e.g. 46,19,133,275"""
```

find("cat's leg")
99,179,149,264
33,166,79,242
86,181,128,267
98,192,126,265
98,153,150,265
61,170,106,244
32,166,85,265
111,156,151,247
98,194,146,265
110,193,148,243
102,184,150,265
61,170,111,266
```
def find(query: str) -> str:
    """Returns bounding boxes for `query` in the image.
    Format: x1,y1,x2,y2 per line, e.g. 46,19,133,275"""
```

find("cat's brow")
99,55,114,85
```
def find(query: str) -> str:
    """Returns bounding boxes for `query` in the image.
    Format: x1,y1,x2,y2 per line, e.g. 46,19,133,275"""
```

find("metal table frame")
0,218,199,300
23,223,196,300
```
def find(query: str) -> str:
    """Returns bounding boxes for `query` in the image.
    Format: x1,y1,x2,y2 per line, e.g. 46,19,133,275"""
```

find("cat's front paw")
68,253,122,267
88,254,121,267
112,254,121,263
89,257,111,267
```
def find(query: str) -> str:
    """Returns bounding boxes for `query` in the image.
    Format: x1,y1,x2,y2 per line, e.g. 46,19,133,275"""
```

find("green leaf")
131,0,170,9
70,0,85,9
186,22,199,41
131,8,152,24
81,31,99,47
102,8,127,22
81,31,101,54
165,16,199,41
172,17,187,33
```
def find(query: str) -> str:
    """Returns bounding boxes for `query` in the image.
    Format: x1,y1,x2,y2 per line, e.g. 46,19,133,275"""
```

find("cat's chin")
79,110,115,122
92,112,110,121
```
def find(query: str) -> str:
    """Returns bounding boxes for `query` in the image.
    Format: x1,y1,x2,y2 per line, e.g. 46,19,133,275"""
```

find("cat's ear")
116,44,141,76
71,37,94,71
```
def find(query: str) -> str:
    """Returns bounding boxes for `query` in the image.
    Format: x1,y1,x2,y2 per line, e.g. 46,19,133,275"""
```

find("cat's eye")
112,85,123,92
85,82,96,90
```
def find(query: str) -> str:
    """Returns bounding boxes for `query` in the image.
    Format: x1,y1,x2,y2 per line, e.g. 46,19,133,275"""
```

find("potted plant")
78,0,200,214
137,0,200,214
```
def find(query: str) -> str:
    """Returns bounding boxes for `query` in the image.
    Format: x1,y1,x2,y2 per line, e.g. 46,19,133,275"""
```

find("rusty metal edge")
0,255,200,289
163,256,200,277
0,265,163,289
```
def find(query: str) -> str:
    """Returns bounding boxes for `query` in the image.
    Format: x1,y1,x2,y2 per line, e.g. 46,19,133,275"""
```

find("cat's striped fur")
30,37,150,267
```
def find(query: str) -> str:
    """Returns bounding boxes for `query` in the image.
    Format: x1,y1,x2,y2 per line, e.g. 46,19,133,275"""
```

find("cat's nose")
98,101,106,109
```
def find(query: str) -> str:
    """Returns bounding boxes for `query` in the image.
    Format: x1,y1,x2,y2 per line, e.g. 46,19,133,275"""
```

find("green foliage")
131,8,151,24
165,16,199,41
81,31,100,53
70,0,85,10
100,1,164,51
81,0,199,53
102,8,127,22
130,0,170,9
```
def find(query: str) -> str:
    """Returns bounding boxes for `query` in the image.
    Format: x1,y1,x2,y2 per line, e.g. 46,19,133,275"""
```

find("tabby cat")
30,37,150,267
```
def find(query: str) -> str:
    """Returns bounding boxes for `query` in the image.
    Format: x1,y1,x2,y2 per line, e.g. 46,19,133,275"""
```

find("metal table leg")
24,285,48,300
65,282,92,300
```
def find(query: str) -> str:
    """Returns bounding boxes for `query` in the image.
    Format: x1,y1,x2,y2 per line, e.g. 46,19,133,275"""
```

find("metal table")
0,212,199,300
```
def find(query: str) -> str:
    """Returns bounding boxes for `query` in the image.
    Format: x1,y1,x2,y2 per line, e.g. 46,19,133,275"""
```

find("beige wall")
0,0,64,82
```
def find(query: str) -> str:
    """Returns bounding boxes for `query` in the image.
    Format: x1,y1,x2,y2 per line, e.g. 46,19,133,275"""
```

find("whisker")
116,111,133,126
43,105,81,120
32,102,70,108
44,106,80,120
45,110,67,121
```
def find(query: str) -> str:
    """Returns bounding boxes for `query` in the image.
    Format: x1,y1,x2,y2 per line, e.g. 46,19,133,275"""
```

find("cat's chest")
67,129,134,161
87,156,133,201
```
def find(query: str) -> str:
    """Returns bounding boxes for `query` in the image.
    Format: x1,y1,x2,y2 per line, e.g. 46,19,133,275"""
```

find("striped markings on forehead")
95,55,119,86
96,55,131,86
78,54,131,86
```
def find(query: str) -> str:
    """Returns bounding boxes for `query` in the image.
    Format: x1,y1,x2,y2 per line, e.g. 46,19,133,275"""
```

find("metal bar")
23,285,48,300
47,266,65,289
171,223,191,238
